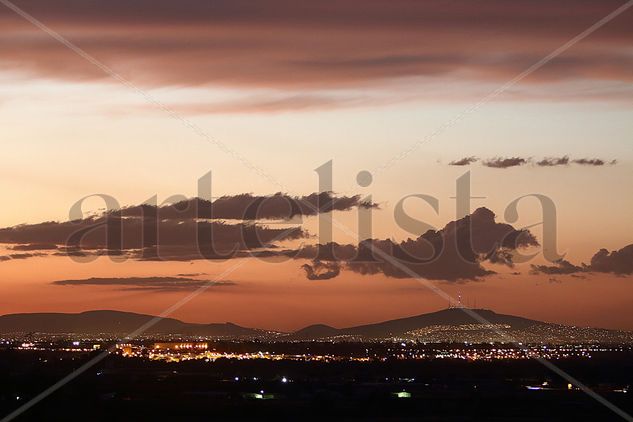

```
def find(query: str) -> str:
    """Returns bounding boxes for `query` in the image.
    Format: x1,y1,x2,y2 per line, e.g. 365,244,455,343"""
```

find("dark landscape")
1,341,632,421
1,308,632,420
2,307,631,343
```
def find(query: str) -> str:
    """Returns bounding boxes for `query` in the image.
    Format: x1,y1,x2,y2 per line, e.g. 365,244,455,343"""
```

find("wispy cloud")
449,156,617,168
0,252,45,261
482,157,528,169
301,260,341,280
572,158,617,166
531,259,583,274
449,157,478,166
51,276,235,292
0,0,631,104
536,156,570,166
119,192,377,221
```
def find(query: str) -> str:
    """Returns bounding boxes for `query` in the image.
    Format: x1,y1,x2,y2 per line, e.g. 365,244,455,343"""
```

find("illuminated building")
152,342,208,351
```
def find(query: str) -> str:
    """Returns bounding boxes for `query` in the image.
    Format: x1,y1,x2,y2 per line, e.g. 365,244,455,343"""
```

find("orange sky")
0,253,632,330
0,0,632,330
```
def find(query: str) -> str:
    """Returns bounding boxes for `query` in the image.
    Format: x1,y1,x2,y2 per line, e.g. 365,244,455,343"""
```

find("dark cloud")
536,156,570,166
293,207,538,281
10,243,59,251
531,259,583,275
301,260,341,280
9,252,44,259
589,244,633,275
482,157,528,168
0,218,304,250
0,191,375,261
51,276,234,292
0,215,306,261
0,0,631,102
461,156,617,168
0,252,45,262
289,242,359,262
572,158,617,166
531,244,633,276
449,157,478,166
120,192,377,221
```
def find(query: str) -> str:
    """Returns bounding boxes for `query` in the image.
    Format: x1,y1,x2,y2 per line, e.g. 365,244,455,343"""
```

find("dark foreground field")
1,350,632,421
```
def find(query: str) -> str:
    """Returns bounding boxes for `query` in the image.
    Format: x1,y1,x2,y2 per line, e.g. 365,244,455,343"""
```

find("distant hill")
343,308,539,338
0,310,259,337
283,308,631,343
281,308,542,340
0,308,629,343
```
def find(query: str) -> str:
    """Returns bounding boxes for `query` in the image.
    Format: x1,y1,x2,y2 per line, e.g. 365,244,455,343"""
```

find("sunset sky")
0,0,632,331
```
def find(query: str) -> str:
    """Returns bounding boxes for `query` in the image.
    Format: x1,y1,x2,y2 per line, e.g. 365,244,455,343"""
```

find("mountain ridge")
0,308,627,342
0,310,259,337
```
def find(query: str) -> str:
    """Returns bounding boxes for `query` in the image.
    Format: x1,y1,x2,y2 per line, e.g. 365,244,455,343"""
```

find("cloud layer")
0,217,304,258
1,0,632,104
536,156,570,167
449,156,617,168
482,157,528,169
531,244,633,276
294,207,538,281
119,192,376,221
572,158,617,166
51,276,234,291
448,157,479,166
0,192,376,261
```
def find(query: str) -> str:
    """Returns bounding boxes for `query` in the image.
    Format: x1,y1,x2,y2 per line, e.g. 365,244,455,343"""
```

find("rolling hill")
0,308,629,343
0,310,259,337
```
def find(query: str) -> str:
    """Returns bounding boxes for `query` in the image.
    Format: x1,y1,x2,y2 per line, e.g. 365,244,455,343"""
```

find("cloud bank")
1,0,632,106
531,244,633,276
449,156,617,168
293,207,538,281
0,192,375,261
119,192,377,221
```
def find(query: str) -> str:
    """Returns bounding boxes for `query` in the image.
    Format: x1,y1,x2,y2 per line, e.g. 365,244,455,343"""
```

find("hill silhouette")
0,308,625,342
0,310,258,337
